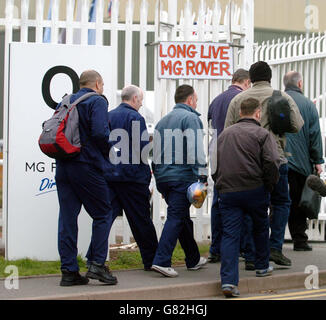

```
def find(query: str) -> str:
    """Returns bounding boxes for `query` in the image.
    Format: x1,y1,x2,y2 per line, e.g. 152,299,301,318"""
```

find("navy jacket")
56,88,111,172
208,85,243,137
106,103,151,184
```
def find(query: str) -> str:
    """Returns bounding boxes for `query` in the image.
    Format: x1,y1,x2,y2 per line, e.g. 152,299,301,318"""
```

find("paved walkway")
1,243,326,300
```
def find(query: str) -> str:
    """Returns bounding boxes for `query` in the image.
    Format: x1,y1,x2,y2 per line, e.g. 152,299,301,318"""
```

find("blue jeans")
219,186,270,286
211,187,254,260
152,181,200,268
209,188,222,256
269,164,291,251
241,214,256,262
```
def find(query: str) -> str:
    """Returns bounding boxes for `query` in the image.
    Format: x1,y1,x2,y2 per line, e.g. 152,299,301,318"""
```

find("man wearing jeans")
214,98,281,297
207,69,251,264
151,85,208,277
225,61,304,266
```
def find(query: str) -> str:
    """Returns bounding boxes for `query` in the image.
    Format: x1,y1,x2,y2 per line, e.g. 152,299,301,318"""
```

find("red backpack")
38,92,97,159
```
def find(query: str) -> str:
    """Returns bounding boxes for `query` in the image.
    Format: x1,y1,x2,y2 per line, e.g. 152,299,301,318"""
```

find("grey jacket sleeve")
185,116,208,180
261,132,281,192
283,92,304,133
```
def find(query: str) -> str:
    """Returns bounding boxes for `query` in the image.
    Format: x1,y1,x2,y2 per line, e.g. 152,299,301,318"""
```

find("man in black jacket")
213,98,280,298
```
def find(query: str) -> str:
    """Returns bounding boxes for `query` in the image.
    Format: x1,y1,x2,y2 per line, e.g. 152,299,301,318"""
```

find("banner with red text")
158,41,233,80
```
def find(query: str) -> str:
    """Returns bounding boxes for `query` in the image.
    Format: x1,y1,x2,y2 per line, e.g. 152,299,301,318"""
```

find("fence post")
50,0,59,44
3,0,15,257
35,0,44,43
65,0,75,45
242,0,254,69
20,0,29,43
110,0,119,109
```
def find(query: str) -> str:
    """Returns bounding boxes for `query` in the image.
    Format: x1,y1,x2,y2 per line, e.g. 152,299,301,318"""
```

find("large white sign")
158,41,233,80
5,43,112,260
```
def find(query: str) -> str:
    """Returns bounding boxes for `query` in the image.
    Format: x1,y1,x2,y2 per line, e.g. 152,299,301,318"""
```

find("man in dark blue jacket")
284,71,324,251
105,85,158,271
207,69,252,266
56,70,117,286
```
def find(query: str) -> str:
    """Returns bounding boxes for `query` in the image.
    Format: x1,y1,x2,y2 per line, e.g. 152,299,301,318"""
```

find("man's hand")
315,164,323,176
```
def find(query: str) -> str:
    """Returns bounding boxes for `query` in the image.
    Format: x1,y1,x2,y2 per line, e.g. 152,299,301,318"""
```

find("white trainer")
187,257,208,270
151,265,179,277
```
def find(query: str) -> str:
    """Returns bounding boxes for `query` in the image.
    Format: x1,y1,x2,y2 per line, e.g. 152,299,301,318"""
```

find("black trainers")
245,261,255,271
60,270,89,287
86,262,118,285
294,243,313,251
269,248,291,266
208,252,221,263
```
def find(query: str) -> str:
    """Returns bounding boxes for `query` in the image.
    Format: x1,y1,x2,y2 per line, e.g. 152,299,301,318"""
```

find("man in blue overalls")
105,85,158,271
56,70,117,286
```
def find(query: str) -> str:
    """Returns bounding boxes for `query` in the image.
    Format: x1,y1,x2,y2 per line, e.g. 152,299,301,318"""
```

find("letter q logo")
42,66,79,109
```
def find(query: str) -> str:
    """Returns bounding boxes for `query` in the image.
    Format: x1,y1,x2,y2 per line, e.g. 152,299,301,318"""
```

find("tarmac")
1,242,326,300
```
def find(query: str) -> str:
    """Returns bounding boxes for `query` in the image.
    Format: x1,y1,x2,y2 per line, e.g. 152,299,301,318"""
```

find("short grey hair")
121,85,142,101
283,71,302,88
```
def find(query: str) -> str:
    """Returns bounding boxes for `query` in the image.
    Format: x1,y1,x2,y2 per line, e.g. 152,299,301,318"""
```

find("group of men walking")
55,61,324,298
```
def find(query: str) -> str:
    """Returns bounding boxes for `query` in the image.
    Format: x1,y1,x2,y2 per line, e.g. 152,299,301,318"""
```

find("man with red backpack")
55,70,117,287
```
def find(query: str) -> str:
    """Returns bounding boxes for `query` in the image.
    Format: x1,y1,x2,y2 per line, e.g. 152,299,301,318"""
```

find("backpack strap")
61,94,72,106
72,92,98,106
272,90,282,97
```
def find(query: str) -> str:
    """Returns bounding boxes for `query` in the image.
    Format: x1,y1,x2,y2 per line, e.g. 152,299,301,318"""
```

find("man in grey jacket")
215,98,280,297
151,85,208,277
225,61,304,267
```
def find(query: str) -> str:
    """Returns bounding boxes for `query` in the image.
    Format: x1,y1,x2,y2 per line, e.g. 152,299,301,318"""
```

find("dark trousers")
269,164,292,251
56,162,112,272
219,186,270,286
210,187,255,261
241,214,256,262
209,187,222,255
152,181,200,268
106,182,158,269
288,169,309,245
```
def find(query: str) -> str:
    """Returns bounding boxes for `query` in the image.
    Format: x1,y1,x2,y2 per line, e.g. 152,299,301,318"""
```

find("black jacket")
212,118,281,193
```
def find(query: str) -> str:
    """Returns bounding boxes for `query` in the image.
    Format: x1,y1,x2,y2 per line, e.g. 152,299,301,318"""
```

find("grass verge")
0,242,210,278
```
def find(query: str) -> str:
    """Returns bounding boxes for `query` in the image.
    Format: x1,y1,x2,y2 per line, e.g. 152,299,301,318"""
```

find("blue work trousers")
56,162,112,272
106,182,158,269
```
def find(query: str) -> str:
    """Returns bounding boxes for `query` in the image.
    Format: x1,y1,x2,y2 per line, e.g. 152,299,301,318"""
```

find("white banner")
158,41,233,80
5,43,112,260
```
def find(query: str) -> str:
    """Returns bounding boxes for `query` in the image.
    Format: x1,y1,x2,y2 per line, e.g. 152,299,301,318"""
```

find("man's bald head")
79,70,104,94
283,71,302,89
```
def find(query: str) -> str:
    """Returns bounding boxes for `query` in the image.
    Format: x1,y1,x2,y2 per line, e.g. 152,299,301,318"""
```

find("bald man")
104,85,158,271
284,71,324,251
56,70,117,286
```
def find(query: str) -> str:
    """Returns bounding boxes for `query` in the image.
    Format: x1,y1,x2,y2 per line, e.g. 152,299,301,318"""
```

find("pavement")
1,243,326,300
